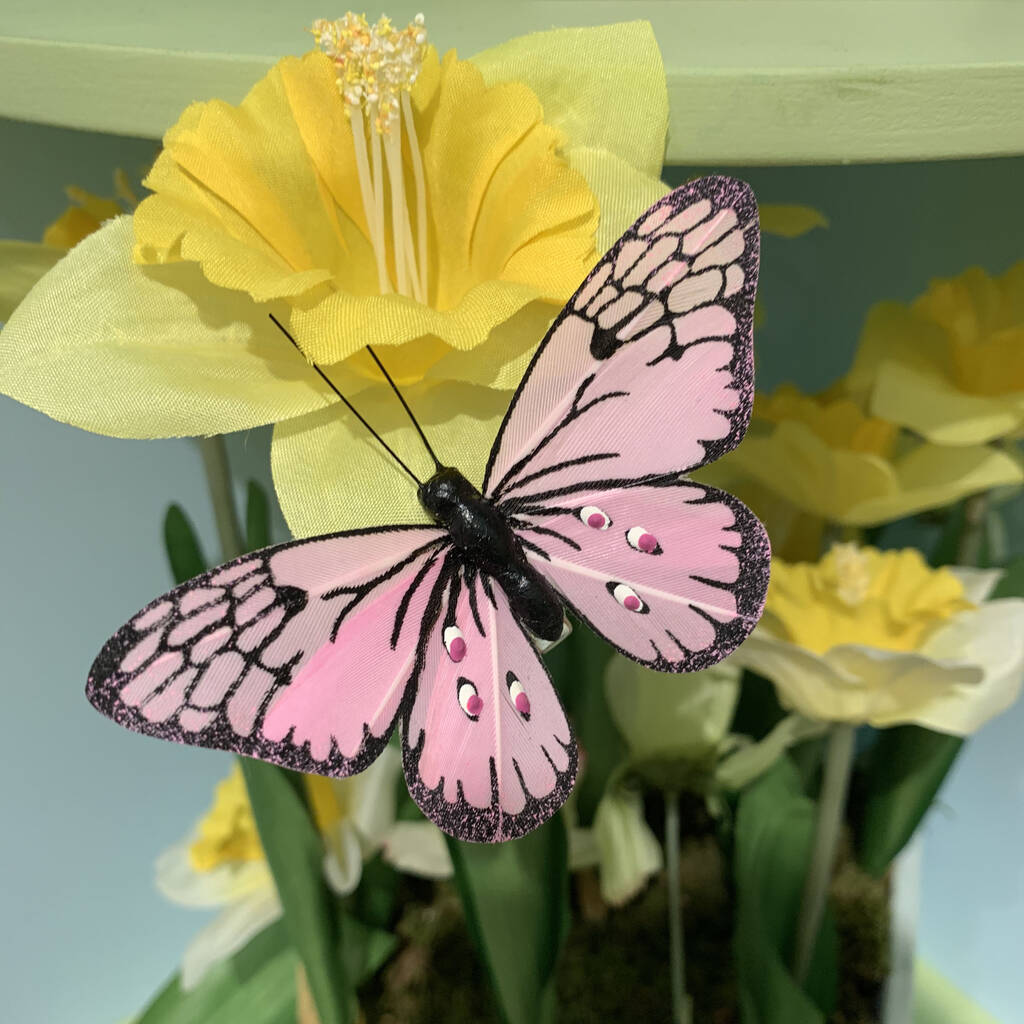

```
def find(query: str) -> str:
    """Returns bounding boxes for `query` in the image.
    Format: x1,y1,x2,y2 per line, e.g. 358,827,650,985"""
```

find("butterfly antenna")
365,345,444,472
268,314,423,487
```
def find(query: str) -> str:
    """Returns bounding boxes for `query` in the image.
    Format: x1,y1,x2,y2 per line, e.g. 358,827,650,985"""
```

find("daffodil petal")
472,21,668,178
593,788,663,907
949,566,1005,605
271,382,508,536
0,241,64,320
348,746,402,850
180,888,283,992
566,148,668,255
155,837,273,908
872,354,1024,446
323,819,363,897
0,217,330,438
382,820,454,880
759,204,829,238
915,600,1024,734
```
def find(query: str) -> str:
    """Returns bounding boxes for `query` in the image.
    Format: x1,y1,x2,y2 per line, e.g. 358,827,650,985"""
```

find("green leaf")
734,757,837,1024
239,760,355,1024
164,504,208,584
246,480,272,551
445,816,570,1024
853,725,963,877
546,625,625,824
137,920,294,1024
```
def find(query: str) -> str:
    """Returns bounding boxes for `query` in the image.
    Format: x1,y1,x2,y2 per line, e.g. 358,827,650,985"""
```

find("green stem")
198,436,245,560
956,491,988,566
793,722,856,984
665,790,693,1024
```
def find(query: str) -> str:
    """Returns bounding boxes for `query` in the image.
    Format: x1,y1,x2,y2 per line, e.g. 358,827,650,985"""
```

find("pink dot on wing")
466,694,483,716
449,637,467,662
515,692,531,714
624,595,642,611
638,532,658,552
587,513,605,528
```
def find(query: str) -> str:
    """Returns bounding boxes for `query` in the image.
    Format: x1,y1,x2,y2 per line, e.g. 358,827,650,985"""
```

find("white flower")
157,747,451,989
733,546,1024,735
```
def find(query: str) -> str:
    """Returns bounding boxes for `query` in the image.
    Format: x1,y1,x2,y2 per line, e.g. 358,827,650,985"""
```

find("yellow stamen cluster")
312,11,427,134
188,764,264,871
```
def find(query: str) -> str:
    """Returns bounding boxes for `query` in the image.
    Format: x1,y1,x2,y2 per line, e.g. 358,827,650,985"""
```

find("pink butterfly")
88,176,770,842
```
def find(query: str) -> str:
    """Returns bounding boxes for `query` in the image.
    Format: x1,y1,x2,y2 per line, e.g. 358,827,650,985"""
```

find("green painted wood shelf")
2,0,1022,164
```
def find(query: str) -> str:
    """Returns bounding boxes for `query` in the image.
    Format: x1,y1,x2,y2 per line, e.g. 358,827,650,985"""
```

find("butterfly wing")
401,558,577,841
88,525,447,775
508,479,769,670
483,176,758,501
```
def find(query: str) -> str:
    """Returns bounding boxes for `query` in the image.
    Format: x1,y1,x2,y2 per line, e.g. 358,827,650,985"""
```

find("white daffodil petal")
948,565,1006,605
732,631,863,722
824,645,981,730
382,821,454,880
593,789,663,908
915,600,1024,734
567,826,601,871
155,838,273,908
181,888,282,991
347,746,402,850
323,820,364,896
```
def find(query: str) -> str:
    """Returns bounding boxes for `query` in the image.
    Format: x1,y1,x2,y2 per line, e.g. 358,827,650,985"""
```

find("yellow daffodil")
734,544,1024,734
848,262,1024,445
713,384,1022,527
0,172,138,319
158,753,449,989
0,17,669,538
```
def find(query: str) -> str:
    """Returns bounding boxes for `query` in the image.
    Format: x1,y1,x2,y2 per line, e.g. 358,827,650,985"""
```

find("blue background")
0,116,1021,1022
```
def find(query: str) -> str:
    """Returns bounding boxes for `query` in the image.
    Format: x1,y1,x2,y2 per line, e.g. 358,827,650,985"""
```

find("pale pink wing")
401,560,577,841
88,525,447,776
509,480,769,670
483,176,758,501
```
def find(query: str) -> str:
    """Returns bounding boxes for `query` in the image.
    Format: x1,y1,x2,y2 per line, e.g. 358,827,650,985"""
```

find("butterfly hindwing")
87,525,445,775
484,176,758,502
509,479,769,670
401,561,577,841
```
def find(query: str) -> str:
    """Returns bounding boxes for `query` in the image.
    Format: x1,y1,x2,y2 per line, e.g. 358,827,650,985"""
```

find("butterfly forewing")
483,176,758,502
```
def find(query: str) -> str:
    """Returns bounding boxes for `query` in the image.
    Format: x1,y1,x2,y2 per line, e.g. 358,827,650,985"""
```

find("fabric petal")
347,745,402,850
566,148,669,255
381,820,454,879
472,21,668,178
914,600,1024,734
0,217,331,438
271,382,507,536
180,888,283,992
323,819,364,897
155,837,273,908
0,241,64,321
593,788,663,907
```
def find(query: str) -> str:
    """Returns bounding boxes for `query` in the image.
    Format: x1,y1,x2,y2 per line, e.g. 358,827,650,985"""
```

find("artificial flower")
715,384,1022,527
0,173,138,320
847,262,1024,445
0,16,669,538
733,544,1024,734
569,787,663,908
158,751,449,989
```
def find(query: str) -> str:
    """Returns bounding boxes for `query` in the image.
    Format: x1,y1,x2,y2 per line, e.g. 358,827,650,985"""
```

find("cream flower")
0,19,669,539
714,384,1022,527
848,262,1024,445
158,750,449,989
733,544,1024,734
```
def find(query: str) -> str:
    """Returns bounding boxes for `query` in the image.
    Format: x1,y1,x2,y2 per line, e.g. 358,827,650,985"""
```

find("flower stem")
793,721,856,984
197,436,244,560
956,491,989,566
665,789,693,1024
